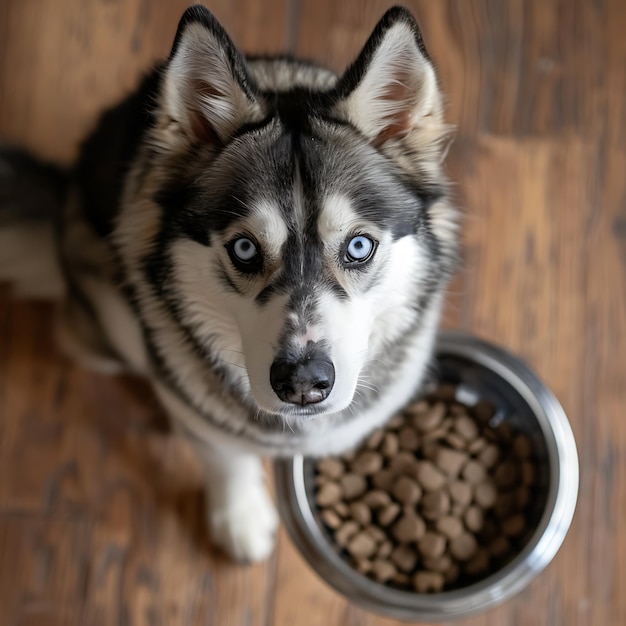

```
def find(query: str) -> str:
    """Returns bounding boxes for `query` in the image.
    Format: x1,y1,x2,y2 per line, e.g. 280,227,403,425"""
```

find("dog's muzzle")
270,355,335,405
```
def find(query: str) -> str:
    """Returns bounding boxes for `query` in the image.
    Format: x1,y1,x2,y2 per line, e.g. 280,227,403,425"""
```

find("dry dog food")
314,385,539,593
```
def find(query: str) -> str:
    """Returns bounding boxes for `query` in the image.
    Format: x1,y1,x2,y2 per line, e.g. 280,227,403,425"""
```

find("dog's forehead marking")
247,200,289,258
318,194,361,242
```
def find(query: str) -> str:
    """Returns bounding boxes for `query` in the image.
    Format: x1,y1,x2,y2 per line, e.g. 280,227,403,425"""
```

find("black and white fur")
0,6,458,561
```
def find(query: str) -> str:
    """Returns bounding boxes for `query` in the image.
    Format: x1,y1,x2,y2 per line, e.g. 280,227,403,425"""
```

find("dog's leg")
154,386,279,562
191,442,279,563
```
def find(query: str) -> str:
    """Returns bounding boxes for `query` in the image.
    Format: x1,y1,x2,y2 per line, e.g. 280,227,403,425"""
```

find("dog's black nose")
270,357,335,405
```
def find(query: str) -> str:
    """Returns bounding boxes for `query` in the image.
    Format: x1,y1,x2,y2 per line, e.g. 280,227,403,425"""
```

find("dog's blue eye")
232,237,258,262
346,235,375,263
227,236,263,274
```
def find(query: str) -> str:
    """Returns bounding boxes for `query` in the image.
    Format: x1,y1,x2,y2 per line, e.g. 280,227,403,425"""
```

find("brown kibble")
451,503,465,517
465,549,490,576
391,545,419,572
417,532,447,559
389,451,419,475
436,515,464,540
392,572,410,586
494,491,515,519
402,503,417,517
340,473,367,500
349,501,372,526
513,434,533,458
406,400,430,414
317,458,344,480
462,460,487,485
434,383,457,401
413,571,445,593
351,451,384,475
449,532,478,561
369,524,388,543
387,414,406,430
478,444,501,469
435,447,468,478
474,481,498,508
478,518,498,543
381,432,399,457
377,540,393,560
441,417,455,432
464,506,484,533
333,501,349,518
372,469,396,490
421,441,440,461
450,403,468,416
316,481,342,506
484,428,499,443
502,514,526,538
422,427,449,444
371,559,397,583
454,415,479,440
378,503,401,527
366,429,385,450
392,514,426,543
467,437,488,455
490,536,512,558
448,481,473,507
363,490,392,509
494,462,519,488
516,486,531,509
391,476,422,505
495,421,514,441
335,521,359,547
422,554,453,573
365,525,387,545
444,562,460,585
421,490,451,520
521,461,537,486
489,535,511,558
413,402,446,432
473,401,495,422
321,509,342,529
445,433,467,450
416,461,447,491
347,531,377,558
398,426,421,451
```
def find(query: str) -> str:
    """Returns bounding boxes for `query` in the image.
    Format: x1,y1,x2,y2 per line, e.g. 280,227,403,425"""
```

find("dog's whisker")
358,383,380,393
222,360,246,370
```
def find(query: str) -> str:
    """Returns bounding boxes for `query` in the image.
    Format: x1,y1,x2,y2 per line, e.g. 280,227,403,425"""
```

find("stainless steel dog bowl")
274,331,579,622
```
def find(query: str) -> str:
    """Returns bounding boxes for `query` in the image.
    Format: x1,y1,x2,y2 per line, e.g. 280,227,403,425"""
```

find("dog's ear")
161,5,265,145
332,7,446,151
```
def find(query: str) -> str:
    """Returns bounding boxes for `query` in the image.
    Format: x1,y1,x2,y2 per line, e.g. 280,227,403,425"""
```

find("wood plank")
0,0,290,164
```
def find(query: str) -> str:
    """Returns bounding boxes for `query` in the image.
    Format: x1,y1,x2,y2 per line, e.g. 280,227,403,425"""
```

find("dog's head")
141,5,457,419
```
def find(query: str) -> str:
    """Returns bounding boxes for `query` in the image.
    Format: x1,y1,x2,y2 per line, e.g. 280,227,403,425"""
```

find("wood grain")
1,1,625,625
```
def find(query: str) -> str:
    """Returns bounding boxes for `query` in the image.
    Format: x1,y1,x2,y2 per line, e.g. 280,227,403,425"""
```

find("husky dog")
0,5,457,561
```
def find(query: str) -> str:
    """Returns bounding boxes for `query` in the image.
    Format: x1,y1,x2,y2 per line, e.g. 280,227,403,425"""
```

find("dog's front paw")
208,483,279,563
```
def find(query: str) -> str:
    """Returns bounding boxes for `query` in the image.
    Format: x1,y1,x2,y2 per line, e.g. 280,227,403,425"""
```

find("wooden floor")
1,1,625,624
